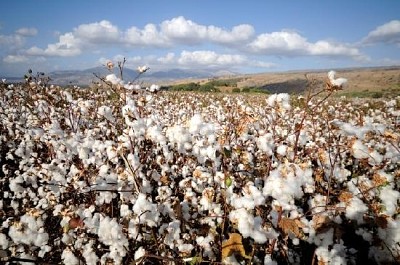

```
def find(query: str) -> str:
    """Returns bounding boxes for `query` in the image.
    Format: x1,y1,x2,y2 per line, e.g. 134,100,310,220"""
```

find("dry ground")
171,66,400,96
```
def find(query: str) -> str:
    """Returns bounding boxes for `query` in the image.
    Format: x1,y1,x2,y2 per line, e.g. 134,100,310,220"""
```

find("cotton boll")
62,248,80,265
134,246,146,261
345,197,368,224
315,244,347,265
120,204,132,217
105,74,124,86
276,144,287,156
196,234,215,258
351,140,369,159
178,243,194,257
147,84,160,92
356,228,373,242
328,70,347,87
0,233,8,249
162,220,181,249
256,133,275,156
229,208,272,243
188,114,203,134
82,241,99,265
97,216,129,263
264,254,278,265
97,105,115,123
379,186,399,216
368,149,383,166
132,193,160,227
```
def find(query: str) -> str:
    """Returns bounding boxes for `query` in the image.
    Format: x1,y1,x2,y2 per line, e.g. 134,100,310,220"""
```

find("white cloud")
157,52,175,64
0,34,25,48
248,30,363,58
177,50,246,67
74,20,120,43
161,16,207,44
100,51,271,72
26,32,82,57
15,27,38,36
248,31,309,55
363,20,400,45
124,24,168,47
207,24,254,44
3,54,29,63
160,16,255,45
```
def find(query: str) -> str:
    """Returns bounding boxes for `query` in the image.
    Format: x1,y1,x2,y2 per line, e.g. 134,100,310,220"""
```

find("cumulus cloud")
74,20,120,43
160,16,255,45
157,52,175,64
0,34,25,48
124,24,167,47
15,27,38,36
161,16,207,44
3,54,29,63
248,30,363,59
363,20,400,45
26,32,81,57
177,50,246,67
248,31,309,55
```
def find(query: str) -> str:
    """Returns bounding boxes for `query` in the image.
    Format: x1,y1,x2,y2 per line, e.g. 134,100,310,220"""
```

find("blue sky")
1,0,399,76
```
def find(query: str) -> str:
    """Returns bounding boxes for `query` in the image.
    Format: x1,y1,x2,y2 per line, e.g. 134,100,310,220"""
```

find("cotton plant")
1,70,400,263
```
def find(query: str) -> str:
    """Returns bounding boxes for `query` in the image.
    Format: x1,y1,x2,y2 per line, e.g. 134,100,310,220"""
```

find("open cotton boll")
105,74,124,86
0,233,8,249
379,186,399,216
256,132,275,156
62,248,80,265
97,106,115,123
263,163,314,210
345,197,368,224
124,83,141,90
229,208,276,243
267,93,291,110
97,216,129,263
331,120,371,140
315,244,347,265
147,84,160,92
351,140,369,159
328,70,347,87
132,193,160,227
134,246,146,261
188,113,203,134
276,144,287,156
82,241,99,265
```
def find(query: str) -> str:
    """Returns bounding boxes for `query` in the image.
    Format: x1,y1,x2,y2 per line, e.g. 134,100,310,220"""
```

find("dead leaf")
372,173,388,187
338,191,353,203
221,233,251,260
313,215,331,234
68,217,84,229
376,215,389,229
279,217,305,239
384,130,399,141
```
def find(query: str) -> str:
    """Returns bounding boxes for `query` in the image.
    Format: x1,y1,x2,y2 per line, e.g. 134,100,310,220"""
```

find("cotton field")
0,73,399,265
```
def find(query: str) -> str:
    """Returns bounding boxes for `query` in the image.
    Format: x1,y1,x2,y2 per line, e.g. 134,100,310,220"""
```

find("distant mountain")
45,67,218,86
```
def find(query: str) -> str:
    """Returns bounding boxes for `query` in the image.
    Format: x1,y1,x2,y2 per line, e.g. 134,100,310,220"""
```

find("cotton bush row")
0,76,399,264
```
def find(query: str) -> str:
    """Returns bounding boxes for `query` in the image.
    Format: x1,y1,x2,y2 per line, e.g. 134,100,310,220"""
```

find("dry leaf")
312,214,331,233
372,173,388,187
69,217,84,229
279,217,305,239
221,233,250,260
375,215,389,229
338,191,353,203
384,130,399,141
160,174,171,185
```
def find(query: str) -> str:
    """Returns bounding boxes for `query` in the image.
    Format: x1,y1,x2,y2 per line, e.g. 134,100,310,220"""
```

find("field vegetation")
0,66,399,264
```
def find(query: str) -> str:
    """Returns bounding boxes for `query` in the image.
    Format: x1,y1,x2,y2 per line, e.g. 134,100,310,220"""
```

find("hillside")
170,66,400,96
